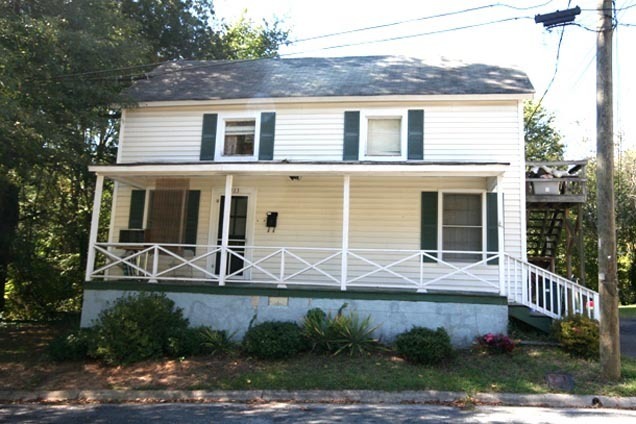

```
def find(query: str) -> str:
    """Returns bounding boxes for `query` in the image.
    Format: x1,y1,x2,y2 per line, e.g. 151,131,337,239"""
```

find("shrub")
302,305,382,356
243,321,305,360
475,333,515,354
302,308,331,352
395,326,454,365
553,314,599,359
48,328,97,361
199,327,235,355
93,292,190,365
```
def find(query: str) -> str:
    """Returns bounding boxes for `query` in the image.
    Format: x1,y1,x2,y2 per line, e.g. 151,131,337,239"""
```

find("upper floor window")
360,110,407,160
224,120,256,156
367,118,401,156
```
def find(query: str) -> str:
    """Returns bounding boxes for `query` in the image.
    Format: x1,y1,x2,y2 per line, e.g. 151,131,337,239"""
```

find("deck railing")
88,243,600,321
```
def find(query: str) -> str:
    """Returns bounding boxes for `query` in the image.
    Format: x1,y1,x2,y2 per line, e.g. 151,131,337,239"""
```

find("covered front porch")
84,162,599,321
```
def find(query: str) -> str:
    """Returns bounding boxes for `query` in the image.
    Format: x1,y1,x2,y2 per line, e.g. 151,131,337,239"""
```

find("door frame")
207,187,257,278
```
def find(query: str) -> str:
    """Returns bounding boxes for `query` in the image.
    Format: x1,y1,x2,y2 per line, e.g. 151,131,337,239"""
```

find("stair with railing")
503,253,599,330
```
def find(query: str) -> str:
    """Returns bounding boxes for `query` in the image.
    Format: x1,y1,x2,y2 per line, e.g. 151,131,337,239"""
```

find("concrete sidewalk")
1,389,636,409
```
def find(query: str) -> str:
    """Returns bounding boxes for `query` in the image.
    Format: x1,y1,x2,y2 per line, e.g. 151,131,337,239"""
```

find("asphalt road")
2,403,636,424
621,318,636,358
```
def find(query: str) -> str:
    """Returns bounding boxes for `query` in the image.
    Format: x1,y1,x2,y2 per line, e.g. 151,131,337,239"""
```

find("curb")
1,390,636,409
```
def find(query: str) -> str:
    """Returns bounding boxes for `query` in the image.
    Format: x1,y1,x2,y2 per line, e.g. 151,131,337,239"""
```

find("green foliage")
302,305,382,356
243,321,306,360
553,314,600,359
198,327,236,356
395,326,454,365
48,328,97,362
222,12,289,59
302,308,331,352
524,101,564,161
0,1,289,320
92,292,190,365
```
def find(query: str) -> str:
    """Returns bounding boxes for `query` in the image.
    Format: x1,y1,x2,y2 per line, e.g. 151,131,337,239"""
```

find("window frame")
437,190,487,262
215,112,261,162
360,109,408,161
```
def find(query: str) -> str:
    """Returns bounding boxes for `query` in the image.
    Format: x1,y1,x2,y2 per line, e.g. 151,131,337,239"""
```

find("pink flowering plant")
475,333,515,354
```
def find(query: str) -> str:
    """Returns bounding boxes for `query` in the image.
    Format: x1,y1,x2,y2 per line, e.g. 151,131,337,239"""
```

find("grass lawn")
620,305,636,319
1,320,635,397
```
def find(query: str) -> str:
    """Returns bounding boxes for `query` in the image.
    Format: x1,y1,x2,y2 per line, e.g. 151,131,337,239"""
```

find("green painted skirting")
84,280,507,305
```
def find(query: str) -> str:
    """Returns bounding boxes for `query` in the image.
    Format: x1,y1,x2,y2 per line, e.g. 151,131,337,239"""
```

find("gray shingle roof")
125,56,534,102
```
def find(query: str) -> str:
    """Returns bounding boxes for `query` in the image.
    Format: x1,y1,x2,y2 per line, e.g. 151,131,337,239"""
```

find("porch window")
223,120,255,156
442,193,483,261
366,117,401,156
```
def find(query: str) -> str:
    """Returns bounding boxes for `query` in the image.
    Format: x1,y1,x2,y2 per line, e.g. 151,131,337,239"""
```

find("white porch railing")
88,243,502,292
87,243,600,321
503,253,600,321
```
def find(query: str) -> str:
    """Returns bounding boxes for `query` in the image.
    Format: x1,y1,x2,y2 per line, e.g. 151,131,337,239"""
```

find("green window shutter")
128,190,146,229
258,112,276,160
200,113,218,160
343,111,360,160
486,192,499,265
421,192,438,263
407,109,424,160
184,190,201,252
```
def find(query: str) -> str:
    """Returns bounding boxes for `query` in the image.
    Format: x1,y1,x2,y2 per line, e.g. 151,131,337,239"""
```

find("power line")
77,15,535,83
42,2,548,82
291,1,554,44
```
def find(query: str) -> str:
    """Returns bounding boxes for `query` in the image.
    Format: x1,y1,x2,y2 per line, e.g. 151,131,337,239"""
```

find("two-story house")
81,56,598,346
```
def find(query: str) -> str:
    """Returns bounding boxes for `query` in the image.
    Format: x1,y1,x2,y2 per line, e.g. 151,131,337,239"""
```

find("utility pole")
597,0,620,380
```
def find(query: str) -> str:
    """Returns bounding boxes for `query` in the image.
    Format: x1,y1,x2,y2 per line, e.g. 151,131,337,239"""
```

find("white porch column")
85,174,104,281
497,175,506,297
218,175,233,286
341,175,350,291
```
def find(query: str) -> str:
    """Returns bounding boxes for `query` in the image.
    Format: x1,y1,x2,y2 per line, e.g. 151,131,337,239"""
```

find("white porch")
85,163,599,321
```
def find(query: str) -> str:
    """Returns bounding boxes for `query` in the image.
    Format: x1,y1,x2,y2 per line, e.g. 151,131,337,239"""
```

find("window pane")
443,194,481,226
367,118,401,156
224,120,255,156
442,193,482,261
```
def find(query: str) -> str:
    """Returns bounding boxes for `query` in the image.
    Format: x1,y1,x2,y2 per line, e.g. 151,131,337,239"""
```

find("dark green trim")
343,111,360,160
258,112,276,160
128,190,146,229
184,190,200,250
486,192,499,265
84,281,507,305
200,113,218,160
421,191,438,262
407,109,424,160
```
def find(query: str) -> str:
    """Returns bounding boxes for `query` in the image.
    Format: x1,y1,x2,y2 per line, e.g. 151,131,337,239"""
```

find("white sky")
214,0,636,160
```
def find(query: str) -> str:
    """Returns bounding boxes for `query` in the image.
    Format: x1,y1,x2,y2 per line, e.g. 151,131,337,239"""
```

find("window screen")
224,120,255,156
442,193,482,261
367,118,401,156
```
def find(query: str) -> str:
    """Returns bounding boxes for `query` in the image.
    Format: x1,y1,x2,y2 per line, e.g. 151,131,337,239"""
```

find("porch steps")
508,304,553,334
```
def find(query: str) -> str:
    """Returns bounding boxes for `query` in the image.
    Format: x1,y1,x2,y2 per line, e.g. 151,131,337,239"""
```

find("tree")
221,12,289,59
0,0,289,318
524,101,565,161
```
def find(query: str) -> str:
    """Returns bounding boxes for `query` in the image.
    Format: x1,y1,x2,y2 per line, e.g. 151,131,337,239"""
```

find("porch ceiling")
90,161,509,185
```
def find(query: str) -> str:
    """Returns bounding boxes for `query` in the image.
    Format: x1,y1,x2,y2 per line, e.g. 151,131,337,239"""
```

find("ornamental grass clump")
302,304,382,356
475,333,515,354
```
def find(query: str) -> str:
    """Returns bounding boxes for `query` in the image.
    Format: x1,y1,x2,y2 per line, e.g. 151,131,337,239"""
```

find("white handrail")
503,253,599,321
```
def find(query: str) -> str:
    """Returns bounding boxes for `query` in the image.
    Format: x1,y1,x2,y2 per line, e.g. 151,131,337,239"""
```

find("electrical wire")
524,0,572,126
42,2,550,82
290,1,554,44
